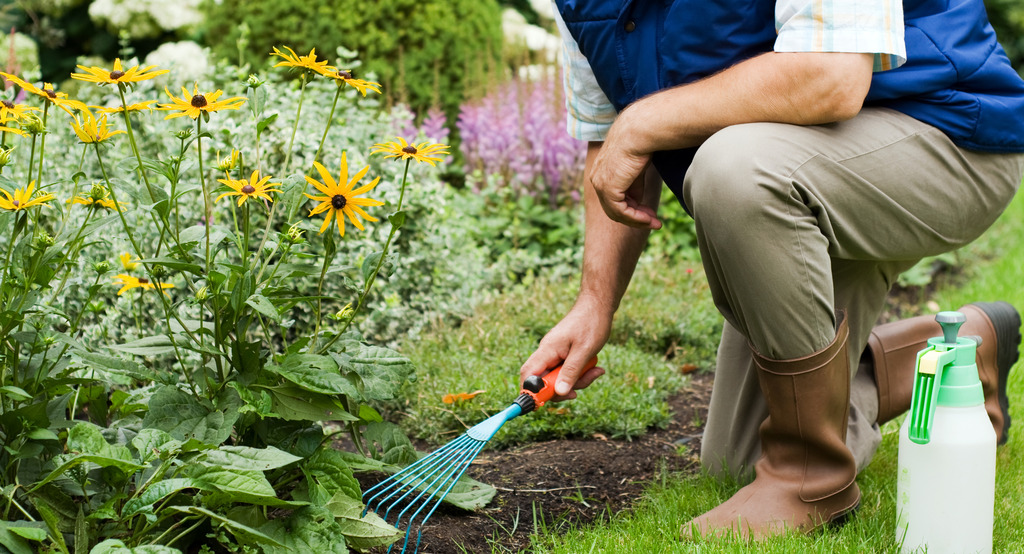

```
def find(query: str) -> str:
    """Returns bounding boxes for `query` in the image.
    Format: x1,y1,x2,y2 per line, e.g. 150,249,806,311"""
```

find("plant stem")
35,103,48,186
282,72,308,173
313,85,343,166
320,159,412,353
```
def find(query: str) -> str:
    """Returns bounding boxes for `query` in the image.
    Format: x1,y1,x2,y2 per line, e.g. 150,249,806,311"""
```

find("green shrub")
200,0,504,115
987,0,1024,73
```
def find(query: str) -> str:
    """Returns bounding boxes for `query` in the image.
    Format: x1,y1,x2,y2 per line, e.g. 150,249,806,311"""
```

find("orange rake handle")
517,356,599,412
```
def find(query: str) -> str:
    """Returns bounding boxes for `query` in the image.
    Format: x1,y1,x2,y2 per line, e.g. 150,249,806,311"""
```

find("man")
521,0,1024,539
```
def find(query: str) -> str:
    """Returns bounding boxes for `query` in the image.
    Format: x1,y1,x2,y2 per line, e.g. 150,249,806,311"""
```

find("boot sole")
971,301,1021,445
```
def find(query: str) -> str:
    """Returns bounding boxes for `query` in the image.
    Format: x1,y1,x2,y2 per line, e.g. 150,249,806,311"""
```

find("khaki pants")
680,107,1024,479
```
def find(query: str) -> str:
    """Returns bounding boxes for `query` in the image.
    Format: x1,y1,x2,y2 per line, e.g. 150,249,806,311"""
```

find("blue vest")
556,0,1024,198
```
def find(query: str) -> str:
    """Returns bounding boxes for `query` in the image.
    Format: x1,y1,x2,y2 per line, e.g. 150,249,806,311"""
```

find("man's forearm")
577,142,659,316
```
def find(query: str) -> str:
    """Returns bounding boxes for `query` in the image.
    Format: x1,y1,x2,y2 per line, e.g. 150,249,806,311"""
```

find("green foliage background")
200,0,504,115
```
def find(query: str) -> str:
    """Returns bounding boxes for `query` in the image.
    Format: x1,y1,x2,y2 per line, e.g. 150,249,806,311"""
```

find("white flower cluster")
502,8,560,62
143,41,211,84
88,0,203,39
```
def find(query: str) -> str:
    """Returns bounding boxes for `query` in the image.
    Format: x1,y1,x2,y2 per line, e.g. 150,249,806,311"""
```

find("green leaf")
256,113,277,138
264,354,359,396
0,523,34,554
0,386,32,401
388,210,406,229
260,506,350,554
26,428,60,441
363,422,417,467
336,344,415,402
360,251,384,283
138,256,204,274
197,446,302,471
110,335,176,357
31,424,145,489
130,428,182,463
325,493,401,550
143,386,238,445
188,466,300,506
245,293,281,322
302,448,361,501
170,506,286,548
74,351,161,382
267,386,356,422
122,479,195,518
90,539,183,553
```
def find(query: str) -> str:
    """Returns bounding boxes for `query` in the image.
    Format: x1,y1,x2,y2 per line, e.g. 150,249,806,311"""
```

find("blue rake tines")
362,433,488,553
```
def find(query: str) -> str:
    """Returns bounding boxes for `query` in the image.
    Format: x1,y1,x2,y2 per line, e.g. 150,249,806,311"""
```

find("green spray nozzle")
907,312,981,444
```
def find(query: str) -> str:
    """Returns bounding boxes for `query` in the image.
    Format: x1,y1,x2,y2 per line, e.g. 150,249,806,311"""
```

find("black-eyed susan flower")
318,68,381,96
271,46,332,74
0,181,55,211
119,252,140,271
370,137,450,166
0,74,88,116
68,184,124,211
94,100,158,115
112,274,174,296
71,58,169,87
304,152,384,237
71,111,125,144
0,97,38,123
157,85,245,120
216,170,281,207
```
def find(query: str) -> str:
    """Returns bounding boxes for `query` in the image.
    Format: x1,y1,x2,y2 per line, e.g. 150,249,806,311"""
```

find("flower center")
241,184,256,194
331,194,347,210
109,70,125,80
191,95,208,108
336,70,352,80
138,278,150,284
402,145,418,155
45,89,57,99
1,100,13,109
12,200,19,207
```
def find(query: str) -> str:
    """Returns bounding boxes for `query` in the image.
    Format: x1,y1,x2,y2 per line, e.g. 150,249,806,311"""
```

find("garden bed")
357,372,713,554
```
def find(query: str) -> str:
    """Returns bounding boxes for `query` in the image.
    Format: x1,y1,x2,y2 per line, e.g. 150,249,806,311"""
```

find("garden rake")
362,357,598,553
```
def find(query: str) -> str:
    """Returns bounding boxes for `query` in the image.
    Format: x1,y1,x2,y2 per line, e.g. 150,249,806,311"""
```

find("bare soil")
360,372,713,554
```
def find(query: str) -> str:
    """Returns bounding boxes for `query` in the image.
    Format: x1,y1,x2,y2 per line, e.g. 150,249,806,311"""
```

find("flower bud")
0,146,13,168
93,261,112,273
195,286,209,301
333,303,355,321
32,230,54,251
175,128,194,140
20,113,45,135
218,149,241,172
246,74,264,89
286,223,305,244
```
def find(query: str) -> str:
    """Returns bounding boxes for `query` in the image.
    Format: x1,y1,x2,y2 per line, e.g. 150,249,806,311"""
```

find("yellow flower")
0,97,39,123
216,170,281,207
0,123,26,137
119,252,140,271
370,137,450,166
112,274,174,296
93,100,158,115
0,181,55,211
71,58,169,87
68,185,124,211
1,74,89,116
317,68,382,96
304,153,384,237
270,46,332,74
157,85,246,120
71,111,126,144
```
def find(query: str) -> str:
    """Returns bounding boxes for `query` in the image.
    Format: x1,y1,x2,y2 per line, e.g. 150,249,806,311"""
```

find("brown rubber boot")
683,313,860,539
868,301,1020,444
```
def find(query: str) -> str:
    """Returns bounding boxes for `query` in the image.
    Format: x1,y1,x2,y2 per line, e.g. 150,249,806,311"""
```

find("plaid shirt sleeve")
774,0,906,71
553,5,616,141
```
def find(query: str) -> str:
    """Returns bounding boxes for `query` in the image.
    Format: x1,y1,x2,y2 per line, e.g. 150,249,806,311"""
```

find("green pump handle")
906,312,964,444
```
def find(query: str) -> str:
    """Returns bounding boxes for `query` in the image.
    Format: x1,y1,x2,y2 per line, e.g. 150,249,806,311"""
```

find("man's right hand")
519,297,610,400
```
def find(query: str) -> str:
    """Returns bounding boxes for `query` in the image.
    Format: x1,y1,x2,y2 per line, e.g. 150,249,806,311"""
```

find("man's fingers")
554,353,599,396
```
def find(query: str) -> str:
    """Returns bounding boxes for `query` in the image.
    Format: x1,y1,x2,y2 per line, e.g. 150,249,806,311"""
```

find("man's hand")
520,298,610,399
588,122,661,229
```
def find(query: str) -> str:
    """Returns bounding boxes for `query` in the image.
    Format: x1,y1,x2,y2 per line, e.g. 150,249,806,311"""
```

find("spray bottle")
896,311,996,554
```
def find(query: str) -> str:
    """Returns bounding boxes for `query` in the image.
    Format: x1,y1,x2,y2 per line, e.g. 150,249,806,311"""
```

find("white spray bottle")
896,311,996,554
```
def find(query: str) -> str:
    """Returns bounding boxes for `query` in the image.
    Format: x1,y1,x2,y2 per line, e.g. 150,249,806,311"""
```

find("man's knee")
682,123,806,224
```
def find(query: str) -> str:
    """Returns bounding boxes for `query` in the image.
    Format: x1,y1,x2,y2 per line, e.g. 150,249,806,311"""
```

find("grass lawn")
524,189,1024,553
